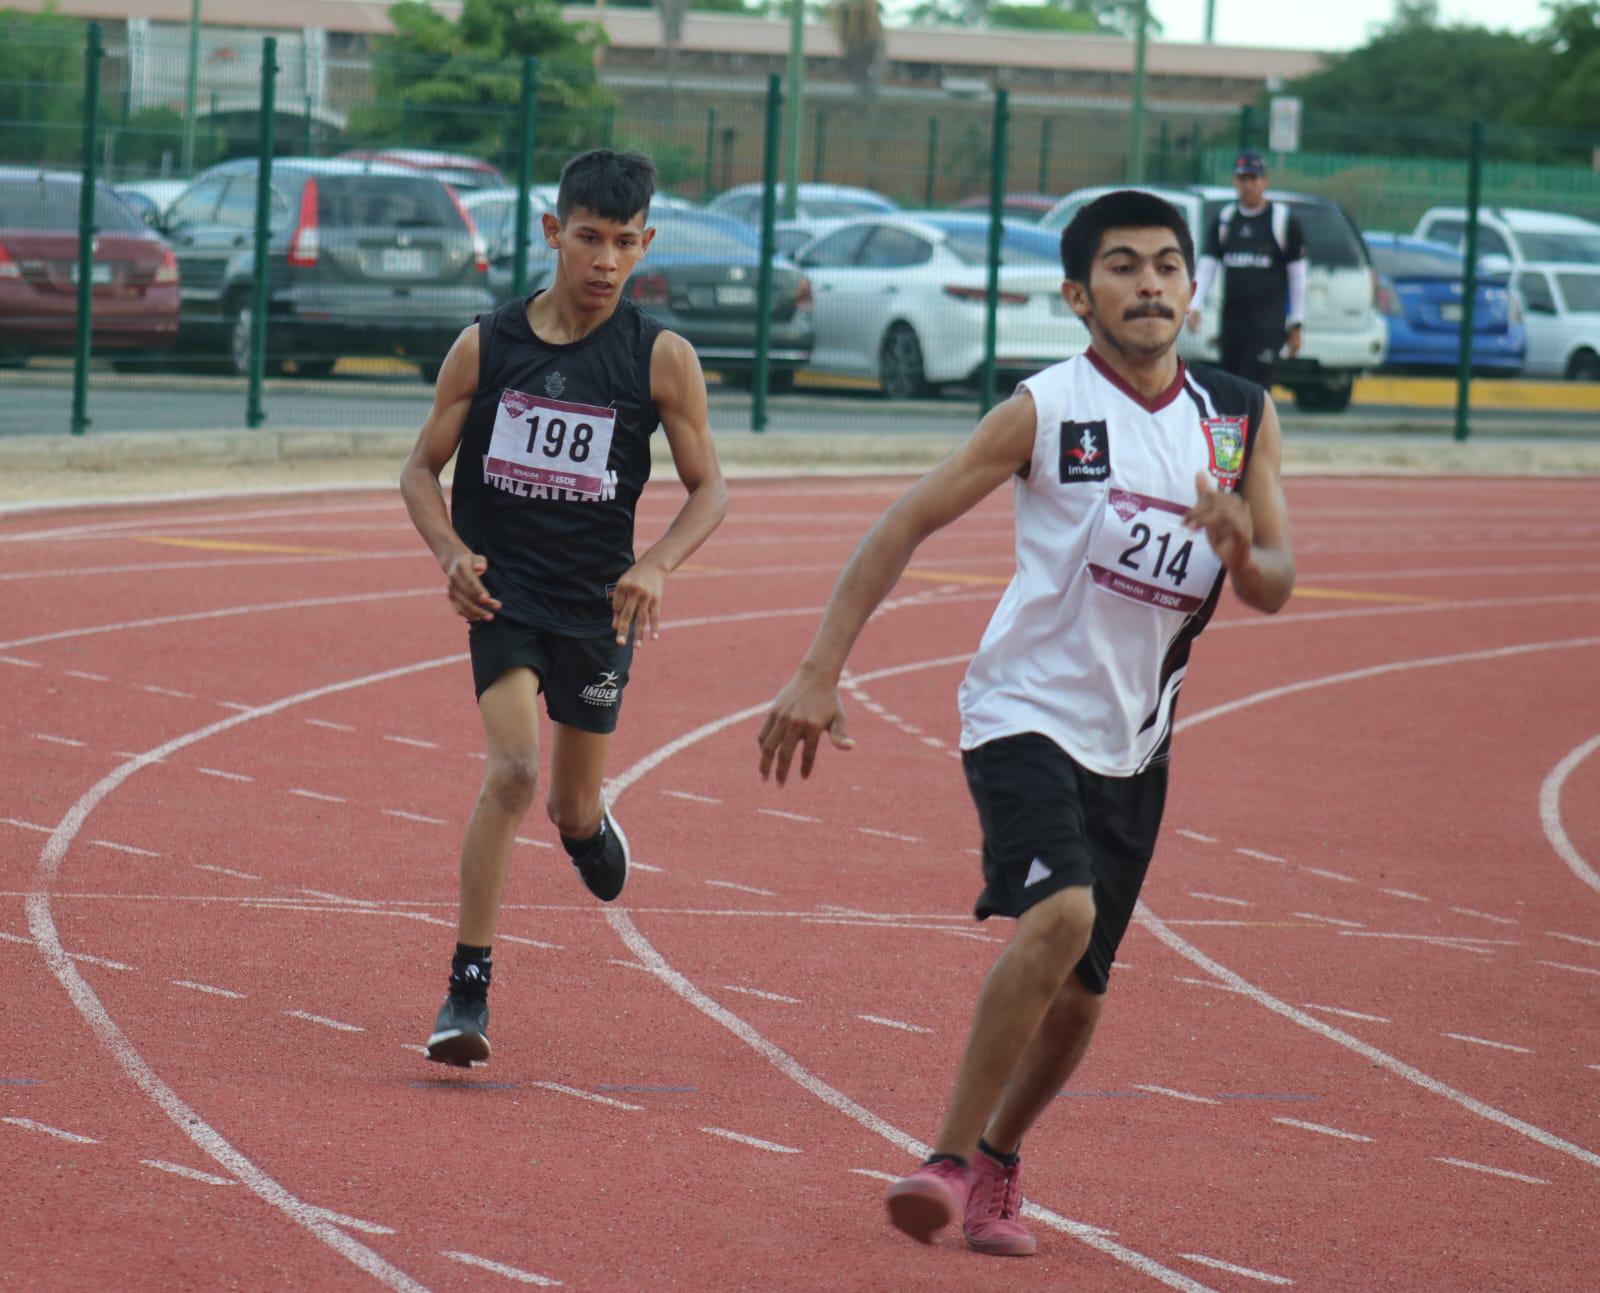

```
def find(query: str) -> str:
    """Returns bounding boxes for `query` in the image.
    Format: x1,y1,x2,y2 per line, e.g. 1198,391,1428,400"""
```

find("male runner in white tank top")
757,190,1295,1257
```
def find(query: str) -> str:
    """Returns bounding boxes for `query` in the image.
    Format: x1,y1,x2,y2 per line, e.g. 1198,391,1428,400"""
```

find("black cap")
1234,150,1266,177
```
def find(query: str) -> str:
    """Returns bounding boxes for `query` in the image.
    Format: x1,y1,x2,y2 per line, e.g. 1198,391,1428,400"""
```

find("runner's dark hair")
1060,190,1195,283
556,149,656,224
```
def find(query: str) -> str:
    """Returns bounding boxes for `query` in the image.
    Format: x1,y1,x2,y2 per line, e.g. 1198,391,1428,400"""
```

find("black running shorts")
467,617,634,735
961,731,1168,994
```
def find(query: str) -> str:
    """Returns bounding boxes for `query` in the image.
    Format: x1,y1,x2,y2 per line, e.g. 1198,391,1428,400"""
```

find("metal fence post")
981,88,1009,416
1037,116,1052,194
1238,103,1255,154
1453,120,1485,444
751,73,781,433
70,22,104,436
512,57,538,300
702,107,717,200
924,115,938,208
812,108,826,183
246,36,278,429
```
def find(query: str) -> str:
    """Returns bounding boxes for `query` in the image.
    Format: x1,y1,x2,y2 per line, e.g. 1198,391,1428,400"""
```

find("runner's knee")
481,756,539,816
1017,886,1096,964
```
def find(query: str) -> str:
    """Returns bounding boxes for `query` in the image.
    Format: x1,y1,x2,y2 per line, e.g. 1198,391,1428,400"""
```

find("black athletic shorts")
467,616,634,735
1219,318,1285,390
961,731,1168,994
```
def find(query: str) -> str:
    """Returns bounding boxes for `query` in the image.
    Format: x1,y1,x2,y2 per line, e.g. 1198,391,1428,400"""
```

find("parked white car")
1040,183,1387,412
789,213,1088,398
1510,263,1600,380
1413,206,1600,269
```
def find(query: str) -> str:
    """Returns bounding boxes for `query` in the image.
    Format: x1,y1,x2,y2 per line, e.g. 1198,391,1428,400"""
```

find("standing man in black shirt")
400,149,728,1066
1187,149,1308,390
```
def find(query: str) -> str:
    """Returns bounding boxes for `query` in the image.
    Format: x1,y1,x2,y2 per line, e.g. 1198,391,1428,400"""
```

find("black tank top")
452,293,664,634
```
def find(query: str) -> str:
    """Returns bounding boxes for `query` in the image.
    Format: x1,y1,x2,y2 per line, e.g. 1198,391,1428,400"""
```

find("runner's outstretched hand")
758,668,855,786
612,558,666,647
1184,471,1253,572
445,552,501,622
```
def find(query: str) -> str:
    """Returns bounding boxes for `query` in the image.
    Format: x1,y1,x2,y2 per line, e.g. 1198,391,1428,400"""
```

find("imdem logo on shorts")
1058,420,1111,484
580,669,621,706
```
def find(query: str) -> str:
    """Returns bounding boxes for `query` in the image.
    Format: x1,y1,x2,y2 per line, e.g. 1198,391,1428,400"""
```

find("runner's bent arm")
1184,394,1295,614
757,390,1038,784
399,325,501,622
610,330,729,647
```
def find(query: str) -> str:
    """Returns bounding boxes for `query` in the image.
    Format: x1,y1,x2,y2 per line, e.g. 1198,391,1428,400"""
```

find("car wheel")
1292,377,1354,413
1566,349,1600,382
228,301,283,378
879,323,928,400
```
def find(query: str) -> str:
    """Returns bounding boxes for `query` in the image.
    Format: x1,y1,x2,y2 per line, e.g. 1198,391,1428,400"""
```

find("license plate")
716,285,756,307
382,248,427,274
1439,303,1463,322
69,263,113,285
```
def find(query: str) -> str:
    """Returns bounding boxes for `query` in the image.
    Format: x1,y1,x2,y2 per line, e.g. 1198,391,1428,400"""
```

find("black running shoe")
572,798,629,902
426,990,490,1067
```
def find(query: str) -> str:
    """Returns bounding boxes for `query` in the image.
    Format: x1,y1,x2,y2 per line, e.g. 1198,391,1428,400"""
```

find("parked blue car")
1364,232,1525,375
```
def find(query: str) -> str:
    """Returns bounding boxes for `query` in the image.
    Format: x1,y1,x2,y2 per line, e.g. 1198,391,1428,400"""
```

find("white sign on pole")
1269,96,1302,154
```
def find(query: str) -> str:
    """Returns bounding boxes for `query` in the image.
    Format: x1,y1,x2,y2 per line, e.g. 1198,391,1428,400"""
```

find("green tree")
0,5,83,166
906,0,1158,36
1532,1,1600,131
350,0,613,175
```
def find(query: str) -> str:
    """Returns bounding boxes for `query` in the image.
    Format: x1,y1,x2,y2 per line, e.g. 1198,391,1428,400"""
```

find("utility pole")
782,0,804,219
182,0,201,173
1128,0,1148,183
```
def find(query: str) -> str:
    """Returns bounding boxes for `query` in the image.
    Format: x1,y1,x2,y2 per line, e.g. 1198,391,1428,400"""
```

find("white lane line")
857,827,920,843
1301,1003,1390,1024
196,767,253,782
630,861,663,873
34,733,87,748
383,810,447,825
1176,975,1253,996
0,931,133,970
171,980,247,999
723,985,802,1004
1444,1033,1532,1054
114,751,167,762
140,685,193,699
1339,932,1496,955
1133,1084,1221,1106
1540,732,1600,896
1175,829,1216,844
515,836,553,849
443,1251,561,1286
700,1126,802,1154
3,1116,99,1144
1434,1157,1549,1186
383,735,439,749
286,1011,364,1034
1302,867,1358,884
1176,1254,1294,1286
311,1208,396,1236
757,808,819,823
705,879,776,897
1379,887,1429,902
1450,906,1518,926
65,670,109,682
1549,931,1600,949
306,718,357,732
143,1159,235,1186
1536,960,1600,977
1292,911,1365,929
529,1081,643,1112
217,702,256,712
91,839,160,858
4,818,53,833
194,864,261,881
1235,848,1285,863
858,1014,933,1034
1272,1117,1372,1143
0,654,41,667
850,1168,899,1182
289,788,345,803
920,735,946,748
497,933,564,951
663,790,720,804
1188,892,1252,907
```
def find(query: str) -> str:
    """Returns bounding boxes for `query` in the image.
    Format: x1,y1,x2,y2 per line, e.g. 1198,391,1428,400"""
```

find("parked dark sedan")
160,157,496,379
0,167,180,366
1365,232,1525,376
491,209,813,387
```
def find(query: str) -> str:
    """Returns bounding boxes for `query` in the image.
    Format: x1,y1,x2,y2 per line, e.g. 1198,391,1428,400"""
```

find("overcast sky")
1150,0,1554,50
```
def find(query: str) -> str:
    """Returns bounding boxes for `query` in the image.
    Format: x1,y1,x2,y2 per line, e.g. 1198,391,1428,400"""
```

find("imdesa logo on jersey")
580,669,621,706
1058,420,1111,483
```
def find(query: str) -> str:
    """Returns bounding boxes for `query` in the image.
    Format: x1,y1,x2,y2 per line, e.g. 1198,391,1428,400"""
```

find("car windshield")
317,176,461,229
1202,198,1366,268
925,218,1059,266
1368,242,1460,280
1517,231,1600,263
0,177,143,232
1557,272,1600,312
650,215,760,258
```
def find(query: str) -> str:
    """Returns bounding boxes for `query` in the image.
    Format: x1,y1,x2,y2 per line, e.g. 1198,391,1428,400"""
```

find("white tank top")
958,350,1263,776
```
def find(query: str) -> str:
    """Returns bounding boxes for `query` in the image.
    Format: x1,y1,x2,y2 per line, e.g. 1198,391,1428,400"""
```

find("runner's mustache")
1123,304,1175,320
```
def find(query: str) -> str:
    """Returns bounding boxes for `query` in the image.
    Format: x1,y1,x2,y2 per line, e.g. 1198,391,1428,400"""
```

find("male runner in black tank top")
400,150,728,1067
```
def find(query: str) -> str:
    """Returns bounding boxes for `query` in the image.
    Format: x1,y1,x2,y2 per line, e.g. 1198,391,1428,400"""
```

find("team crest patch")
545,370,567,399
1200,416,1246,487
1058,420,1111,483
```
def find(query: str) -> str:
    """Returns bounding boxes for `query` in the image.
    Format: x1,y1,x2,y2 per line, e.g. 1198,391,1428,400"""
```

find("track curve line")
1539,732,1600,897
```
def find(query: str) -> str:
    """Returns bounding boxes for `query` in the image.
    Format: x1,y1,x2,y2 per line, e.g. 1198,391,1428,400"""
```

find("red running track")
2,474,1598,1292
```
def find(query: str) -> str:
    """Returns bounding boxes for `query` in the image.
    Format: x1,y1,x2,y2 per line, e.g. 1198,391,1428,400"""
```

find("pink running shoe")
885,1158,974,1244
963,1150,1036,1256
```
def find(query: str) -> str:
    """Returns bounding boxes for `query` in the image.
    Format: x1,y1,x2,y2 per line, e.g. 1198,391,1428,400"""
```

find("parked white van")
1412,206,1600,269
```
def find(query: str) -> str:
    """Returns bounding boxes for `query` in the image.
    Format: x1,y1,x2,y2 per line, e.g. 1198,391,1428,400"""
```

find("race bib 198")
1085,488,1221,616
486,388,617,499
